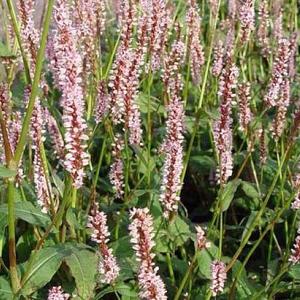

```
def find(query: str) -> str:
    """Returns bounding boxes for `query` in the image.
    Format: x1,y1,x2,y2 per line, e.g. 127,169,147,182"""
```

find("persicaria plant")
0,0,300,299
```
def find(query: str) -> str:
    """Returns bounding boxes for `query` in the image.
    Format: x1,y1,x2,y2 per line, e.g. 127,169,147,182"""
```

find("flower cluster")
148,0,170,71
288,32,298,78
289,227,300,265
95,80,109,123
291,169,300,210
195,226,210,250
18,0,40,70
257,0,270,57
119,0,137,50
46,113,65,160
87,203,120,284
213,60,239,185
270,79,290,140
162,39,185,95
52,0,89,188
237,82,252,133
129,208,167,300
239,0,255,44
210,260,227,296
258,128,267,165
264,38,290,107
74,0,106,76
273,6,283,41
47,286,69,300
186,0,205,84
212,41,224,77
160,94,184,218
109,134,125,199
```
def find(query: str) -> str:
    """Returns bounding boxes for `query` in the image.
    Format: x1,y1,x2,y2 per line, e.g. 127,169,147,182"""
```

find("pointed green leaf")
64,247,97,300
0,202,51,227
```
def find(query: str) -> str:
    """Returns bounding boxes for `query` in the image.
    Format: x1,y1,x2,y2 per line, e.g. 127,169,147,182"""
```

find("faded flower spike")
47,286,69,300
289,227,300,265
210,260,227,296
87,203,120,284
129,208,167,300
237,82,252,132
195,226,211,250
109,134,125,199
186,0,205,84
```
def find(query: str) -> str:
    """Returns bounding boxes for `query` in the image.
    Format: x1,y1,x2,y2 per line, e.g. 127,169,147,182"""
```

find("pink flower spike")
48,286,69,300
129,208,167,300
289,227,300,265
210,260,227,296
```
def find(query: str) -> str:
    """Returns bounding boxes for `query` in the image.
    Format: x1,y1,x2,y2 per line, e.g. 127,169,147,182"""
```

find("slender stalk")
7,180,20,294
181,0,220,182
13,0,55,166
6,0,31,83
174,253,197,300
226,146,291,272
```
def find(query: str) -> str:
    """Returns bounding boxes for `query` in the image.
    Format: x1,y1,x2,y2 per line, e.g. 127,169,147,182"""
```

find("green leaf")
219,179,242,212
196,243,218,278
64,247,97,300
0,41,16,58
0,165,16,178
190,155,215,173
20,244,71,295
0,277,13,300
0,202,51,227
241,181,260,199
232,260,258,298
289,264,300,279
168,216,191,247
114,283,138,297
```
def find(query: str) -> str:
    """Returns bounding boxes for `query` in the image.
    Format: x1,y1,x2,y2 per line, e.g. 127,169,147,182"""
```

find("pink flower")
18,0,40,72
264,38,290,107
160,94,184,218
52,0,89,188
212,41,224,77
291,170,300,210
186,1,205,84
87,203,120,284
74,0,106,76
289,227,300,264
109,134,125,198
257,0,270,57
210,260,227,296
213,60,239,185
239,0,255,43
95,81,109,123
162,39,185,94
237,82,252,132
148,0,170,71
270,79,290,140
195,226,211,250
129,208,167,300
258,128,267,165
46,113,65,160
118,0,137,50
47,286,69,300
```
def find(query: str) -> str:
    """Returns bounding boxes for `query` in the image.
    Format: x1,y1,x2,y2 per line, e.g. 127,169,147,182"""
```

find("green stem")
7,180,20,294
13,0,55,166
174,253,197,300
181,0,220,182
6,0,31,83
226,146,291,272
